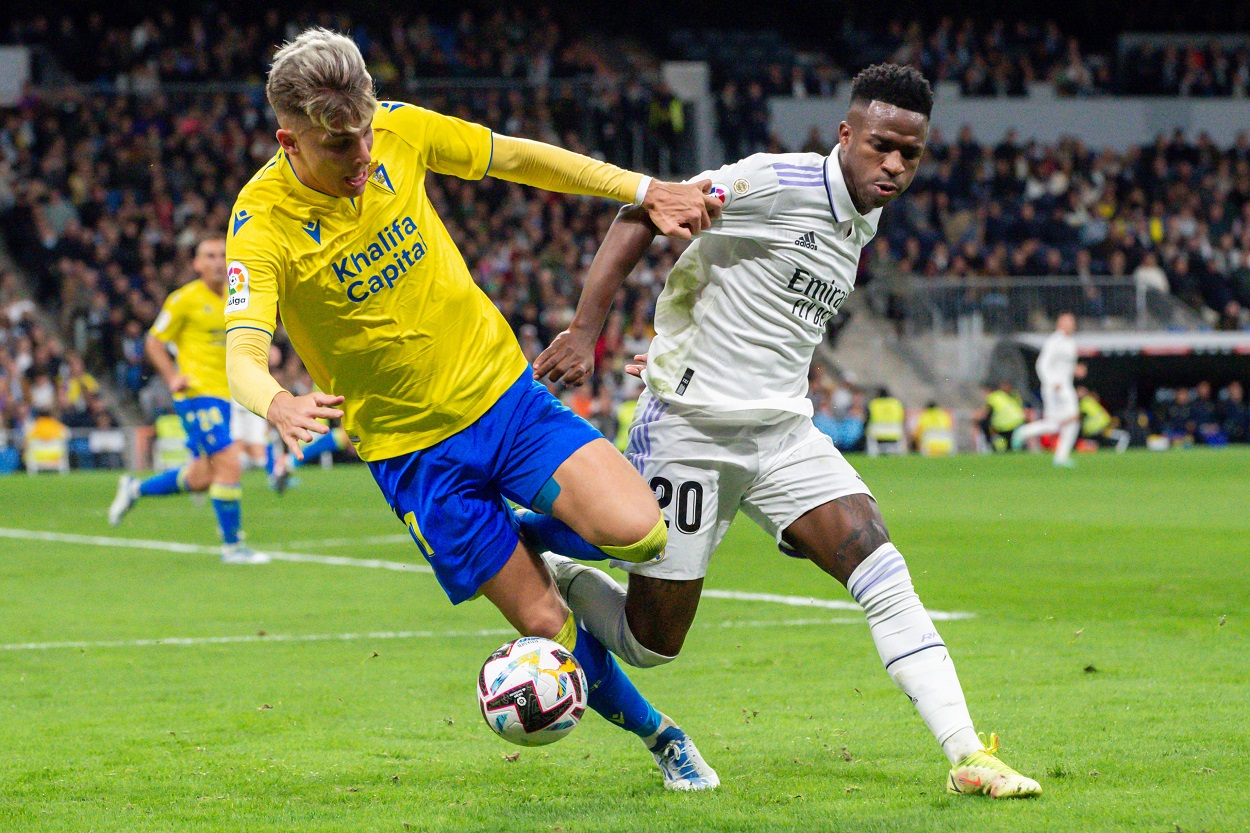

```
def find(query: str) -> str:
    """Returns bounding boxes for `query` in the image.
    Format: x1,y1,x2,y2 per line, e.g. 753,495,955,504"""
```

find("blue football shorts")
174,396,234,458
368,369,602,604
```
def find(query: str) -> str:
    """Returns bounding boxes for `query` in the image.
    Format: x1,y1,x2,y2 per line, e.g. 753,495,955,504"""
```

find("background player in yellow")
109,236,268,565
225,28,722,789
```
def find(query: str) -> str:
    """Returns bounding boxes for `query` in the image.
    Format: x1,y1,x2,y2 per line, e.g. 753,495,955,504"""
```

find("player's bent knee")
518,606,572,644
631,624,686,660
620,625,678,668
599,517,667,564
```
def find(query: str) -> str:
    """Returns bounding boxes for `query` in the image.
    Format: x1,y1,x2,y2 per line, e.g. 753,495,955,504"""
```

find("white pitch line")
0,527,431,574
701,589,974,621
0,617,874,652
273,534,413,549
0,627,517,652
0,527,974,619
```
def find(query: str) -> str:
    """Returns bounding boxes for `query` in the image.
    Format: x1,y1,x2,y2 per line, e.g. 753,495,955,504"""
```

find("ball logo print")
477,637,587,746
225,261,250,311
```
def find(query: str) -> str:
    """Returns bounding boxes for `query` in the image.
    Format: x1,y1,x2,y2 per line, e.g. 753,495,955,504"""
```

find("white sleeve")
683,155,779,234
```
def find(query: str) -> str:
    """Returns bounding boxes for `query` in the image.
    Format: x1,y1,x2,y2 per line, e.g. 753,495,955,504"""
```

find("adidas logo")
794,231,818,250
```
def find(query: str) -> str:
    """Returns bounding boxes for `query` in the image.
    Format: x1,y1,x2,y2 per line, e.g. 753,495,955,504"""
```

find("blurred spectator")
1221,380,1248,443
913,401,955,457
977,380,1026,452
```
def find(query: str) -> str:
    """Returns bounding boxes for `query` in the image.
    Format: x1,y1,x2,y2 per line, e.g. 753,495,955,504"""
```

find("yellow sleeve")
488,134,645,204
224,212,281,336
149,294,184,343
374,102,493,180
226,328,286,419
224,209,286,417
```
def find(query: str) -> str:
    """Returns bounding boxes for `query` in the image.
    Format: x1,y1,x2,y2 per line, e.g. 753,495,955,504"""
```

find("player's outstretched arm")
487,135,721,240
144,333,187,394
533,205,659,387
226,328,344,460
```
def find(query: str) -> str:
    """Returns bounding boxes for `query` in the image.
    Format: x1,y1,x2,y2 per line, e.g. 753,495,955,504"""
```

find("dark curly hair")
849,63,933,118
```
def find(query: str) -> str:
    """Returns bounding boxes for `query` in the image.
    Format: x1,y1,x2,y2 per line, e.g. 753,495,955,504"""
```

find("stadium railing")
887,276,1199,337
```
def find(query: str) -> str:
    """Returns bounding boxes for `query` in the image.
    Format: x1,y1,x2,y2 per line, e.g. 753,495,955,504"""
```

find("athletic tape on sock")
600,517,667,564
553,611,578,653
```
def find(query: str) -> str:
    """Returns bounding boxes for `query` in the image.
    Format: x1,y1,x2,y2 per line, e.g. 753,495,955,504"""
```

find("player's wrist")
634,175,654,207
265,389,294,419
566,320,600,340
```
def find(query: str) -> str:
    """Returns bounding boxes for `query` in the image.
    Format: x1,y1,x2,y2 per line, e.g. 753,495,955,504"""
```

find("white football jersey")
1036,331,1078,392
642,148,881,416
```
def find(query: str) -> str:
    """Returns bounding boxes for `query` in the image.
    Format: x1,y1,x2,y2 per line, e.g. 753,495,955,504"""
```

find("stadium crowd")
2,7,1249,463
860,128,1250,330
0,265,116,458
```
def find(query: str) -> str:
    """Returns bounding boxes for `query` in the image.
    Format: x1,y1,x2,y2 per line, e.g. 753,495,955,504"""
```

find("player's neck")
836,150,870,216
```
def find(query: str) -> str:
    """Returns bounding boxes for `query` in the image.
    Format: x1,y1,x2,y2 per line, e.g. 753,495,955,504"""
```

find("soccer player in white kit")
1011,312,1083,466
231,399,272,472
529,64,1041,798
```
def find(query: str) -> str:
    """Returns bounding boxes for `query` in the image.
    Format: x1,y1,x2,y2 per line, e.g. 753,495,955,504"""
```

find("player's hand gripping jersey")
225,104,528,461
643,149,881,417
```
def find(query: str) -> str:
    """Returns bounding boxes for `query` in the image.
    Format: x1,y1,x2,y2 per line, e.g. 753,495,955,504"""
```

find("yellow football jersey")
149,279,229,400
224,103,528,462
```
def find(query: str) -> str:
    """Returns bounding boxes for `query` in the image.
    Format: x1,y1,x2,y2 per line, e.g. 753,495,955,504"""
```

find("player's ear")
837,120,852,148
276,128,298,156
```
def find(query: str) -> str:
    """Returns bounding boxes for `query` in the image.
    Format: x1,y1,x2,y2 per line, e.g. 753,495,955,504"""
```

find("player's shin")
544,554,674,668
556,613,662,740
849,543,981,764
1054,420,1080,464
138,466,188,497
208,482,243,545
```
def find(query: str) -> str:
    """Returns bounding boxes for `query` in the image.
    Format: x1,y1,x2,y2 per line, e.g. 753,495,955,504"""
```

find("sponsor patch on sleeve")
709,182,734,207
225,261,251,312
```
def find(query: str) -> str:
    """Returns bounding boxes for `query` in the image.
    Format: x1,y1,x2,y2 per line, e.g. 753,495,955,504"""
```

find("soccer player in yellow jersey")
109,237,269,565
224,28,721,790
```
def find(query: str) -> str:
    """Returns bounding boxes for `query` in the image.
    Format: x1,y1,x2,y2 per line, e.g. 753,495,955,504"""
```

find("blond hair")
266,27,377,131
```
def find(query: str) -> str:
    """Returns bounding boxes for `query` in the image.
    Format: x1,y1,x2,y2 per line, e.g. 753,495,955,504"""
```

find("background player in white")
231,398,271,473
528,64,1041,798
1011,312,1083,466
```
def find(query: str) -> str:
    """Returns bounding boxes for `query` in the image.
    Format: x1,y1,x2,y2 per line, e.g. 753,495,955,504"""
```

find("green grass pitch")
0,449,1246,832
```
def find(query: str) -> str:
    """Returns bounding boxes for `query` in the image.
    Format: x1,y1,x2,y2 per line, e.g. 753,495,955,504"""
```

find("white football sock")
1013,419,1058,443
1054,420,1080,464
543,553,674,669
848,543,982,764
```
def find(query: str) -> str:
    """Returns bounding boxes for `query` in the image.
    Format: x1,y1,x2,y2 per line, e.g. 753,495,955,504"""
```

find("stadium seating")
1,7,1247,465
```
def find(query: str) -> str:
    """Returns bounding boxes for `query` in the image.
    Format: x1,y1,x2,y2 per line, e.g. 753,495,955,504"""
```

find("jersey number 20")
650,477,703,534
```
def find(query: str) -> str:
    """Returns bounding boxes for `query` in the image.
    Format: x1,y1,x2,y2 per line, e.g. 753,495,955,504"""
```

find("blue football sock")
264,443,276,476
572,624,662,739
292,430,342,468
517,512,608,562
138,467,186,497
208,483,243,545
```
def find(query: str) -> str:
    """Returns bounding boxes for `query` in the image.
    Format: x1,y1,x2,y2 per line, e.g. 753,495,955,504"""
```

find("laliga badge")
225,261,251,312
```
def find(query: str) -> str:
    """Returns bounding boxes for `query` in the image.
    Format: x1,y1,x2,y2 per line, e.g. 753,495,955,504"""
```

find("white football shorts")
1042,385,1079,422
230,399,271,446
620,390,873,581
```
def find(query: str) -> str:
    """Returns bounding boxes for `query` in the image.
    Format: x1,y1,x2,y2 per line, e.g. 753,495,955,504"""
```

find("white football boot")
646,714,720,791
108,475,140,526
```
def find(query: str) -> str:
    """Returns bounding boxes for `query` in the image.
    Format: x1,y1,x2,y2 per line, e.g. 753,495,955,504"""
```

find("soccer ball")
477,637,587,747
